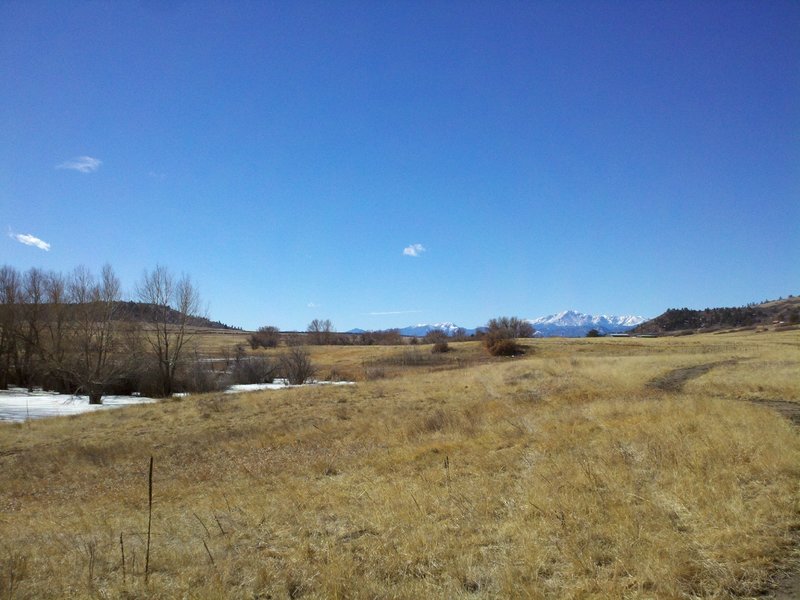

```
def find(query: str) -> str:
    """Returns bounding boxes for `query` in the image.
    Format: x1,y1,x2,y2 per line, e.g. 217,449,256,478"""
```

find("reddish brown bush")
483,315,533,356
486,338,521,356
431,341,450,353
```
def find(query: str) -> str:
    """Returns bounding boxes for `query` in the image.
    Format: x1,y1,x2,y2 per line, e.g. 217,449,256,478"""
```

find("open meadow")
1,331,798,599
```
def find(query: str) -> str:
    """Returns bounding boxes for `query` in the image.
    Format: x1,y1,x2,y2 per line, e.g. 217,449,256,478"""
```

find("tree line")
0,264,201,403
248,316,535,356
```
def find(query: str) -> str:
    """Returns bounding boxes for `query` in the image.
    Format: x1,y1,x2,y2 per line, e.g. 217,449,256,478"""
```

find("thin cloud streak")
368,310,423,316
56,156,102,173
403,243,425,257
9,231,50,251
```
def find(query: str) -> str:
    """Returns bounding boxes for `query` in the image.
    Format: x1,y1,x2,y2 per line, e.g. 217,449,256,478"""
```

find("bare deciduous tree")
307,318,334,345
17,268,47,390
0,265,21,390
63,265,123,404
486,316,534,339
40,270,70,393
136,266,201,397
484,316,535,356
423,328,448,344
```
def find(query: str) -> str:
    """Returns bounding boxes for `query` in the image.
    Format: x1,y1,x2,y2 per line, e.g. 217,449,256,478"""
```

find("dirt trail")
646,361,800,427
771,572,800,600
646,360,739,392
748,399,800,427
648,360,800,599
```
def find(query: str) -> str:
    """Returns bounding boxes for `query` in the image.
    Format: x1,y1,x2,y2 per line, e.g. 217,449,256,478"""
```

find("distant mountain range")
529,310,646,337
347,311,646,338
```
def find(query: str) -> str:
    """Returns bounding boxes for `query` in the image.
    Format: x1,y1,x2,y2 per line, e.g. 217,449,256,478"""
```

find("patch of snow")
225,379,355,394
0,388,155,423
1,379,358,422
226,381,291,393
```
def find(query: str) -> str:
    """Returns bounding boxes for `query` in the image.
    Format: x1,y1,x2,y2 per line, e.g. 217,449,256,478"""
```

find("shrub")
483,316,533,356
486,338,520,357
486,316,534,338
249,325,280,349
431,341,450,353
179,355,224,393
356,329,403,345
232,356,276,384
279,347,316,384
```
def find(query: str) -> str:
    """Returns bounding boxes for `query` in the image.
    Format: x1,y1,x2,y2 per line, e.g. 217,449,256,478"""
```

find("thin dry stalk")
145,456,153,582
119,533,125,584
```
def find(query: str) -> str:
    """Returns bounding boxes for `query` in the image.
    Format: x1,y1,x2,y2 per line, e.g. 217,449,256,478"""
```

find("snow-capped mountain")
528,310,646,337
347,312,645,338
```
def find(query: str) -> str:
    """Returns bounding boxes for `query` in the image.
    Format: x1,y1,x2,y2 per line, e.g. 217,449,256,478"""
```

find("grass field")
1,331,798,599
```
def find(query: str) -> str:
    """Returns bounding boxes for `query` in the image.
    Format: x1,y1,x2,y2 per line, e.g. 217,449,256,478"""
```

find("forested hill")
112,302,240,330
632,296,799,334
0,301,238,331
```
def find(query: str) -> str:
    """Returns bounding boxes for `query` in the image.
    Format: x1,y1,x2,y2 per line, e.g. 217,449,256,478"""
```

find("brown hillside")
633,295,800,335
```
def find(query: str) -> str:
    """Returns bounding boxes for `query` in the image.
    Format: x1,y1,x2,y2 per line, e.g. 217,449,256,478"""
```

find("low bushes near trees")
248,325,280,349
424,328,451,353
231,346,277,384
279,346,316,384
484,316,534,356
485,337,520,356
431,341,450,353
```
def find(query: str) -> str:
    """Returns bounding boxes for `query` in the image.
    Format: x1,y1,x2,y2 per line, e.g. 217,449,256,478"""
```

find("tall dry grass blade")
145,456,153,582
119,533,125,584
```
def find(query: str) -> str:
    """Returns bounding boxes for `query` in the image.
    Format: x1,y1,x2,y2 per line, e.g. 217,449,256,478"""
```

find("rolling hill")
632,296,799,335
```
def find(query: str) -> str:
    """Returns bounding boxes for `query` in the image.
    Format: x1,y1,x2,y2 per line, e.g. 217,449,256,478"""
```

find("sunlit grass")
1,331,798,598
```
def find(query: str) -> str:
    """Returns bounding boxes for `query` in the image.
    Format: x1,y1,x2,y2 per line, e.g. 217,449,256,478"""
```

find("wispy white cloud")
307,302,320,308
403,243,426,257
56,156,102,173
368,310,423,316
9,231,50,251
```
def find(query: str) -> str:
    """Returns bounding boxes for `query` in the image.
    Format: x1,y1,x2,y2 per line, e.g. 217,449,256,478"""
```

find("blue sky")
1,1,798,331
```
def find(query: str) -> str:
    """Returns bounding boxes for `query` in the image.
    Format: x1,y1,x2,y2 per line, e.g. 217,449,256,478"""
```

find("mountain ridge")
347,311,645,338
529,310,646,337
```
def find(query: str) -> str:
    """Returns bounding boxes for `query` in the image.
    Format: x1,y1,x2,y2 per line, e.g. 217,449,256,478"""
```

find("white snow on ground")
0,380,356,422
226,379,355,393
0,388,155,423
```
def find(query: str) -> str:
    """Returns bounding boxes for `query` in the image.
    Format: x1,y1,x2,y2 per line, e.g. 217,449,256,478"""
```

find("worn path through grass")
646,359,741,392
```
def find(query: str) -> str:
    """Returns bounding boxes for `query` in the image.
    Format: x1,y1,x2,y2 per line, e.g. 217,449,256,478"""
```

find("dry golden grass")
241,341,491,383
178,328,253,359
1,331,798,599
